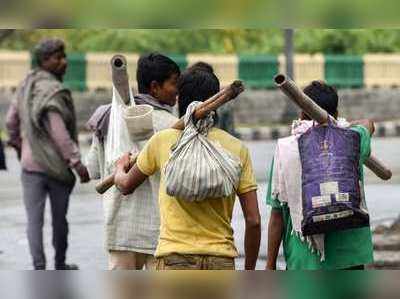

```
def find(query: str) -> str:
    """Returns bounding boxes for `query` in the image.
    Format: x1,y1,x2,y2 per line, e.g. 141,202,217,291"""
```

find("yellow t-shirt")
137,128,257,258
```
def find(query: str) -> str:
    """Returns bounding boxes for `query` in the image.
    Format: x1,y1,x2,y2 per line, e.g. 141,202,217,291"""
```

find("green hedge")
239,55,278,89
167,54,188,71
27,52,369,91
325,55,363,88
31,52,87,91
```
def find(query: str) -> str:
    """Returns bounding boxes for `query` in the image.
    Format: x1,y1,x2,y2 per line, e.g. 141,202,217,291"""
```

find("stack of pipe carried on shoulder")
95,80,245,194
111,54,131,105
274,74,392,181
111,54,154,141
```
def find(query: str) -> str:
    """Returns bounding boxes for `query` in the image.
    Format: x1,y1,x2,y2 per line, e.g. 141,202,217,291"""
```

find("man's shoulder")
143,129,180,156
155,128,180,137
209,128,250,156
34,69,65,91
152,110,178,131
92,104,112,118
151,128,181,142
349,124,369,137
211,127,242,143
86,104,111,132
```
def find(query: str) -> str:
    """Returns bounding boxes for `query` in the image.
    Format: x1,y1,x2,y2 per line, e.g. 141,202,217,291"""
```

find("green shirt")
266,125,374,270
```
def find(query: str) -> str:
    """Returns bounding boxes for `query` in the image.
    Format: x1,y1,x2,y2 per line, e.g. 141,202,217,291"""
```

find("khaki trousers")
156,254,235,270
109,250,156,270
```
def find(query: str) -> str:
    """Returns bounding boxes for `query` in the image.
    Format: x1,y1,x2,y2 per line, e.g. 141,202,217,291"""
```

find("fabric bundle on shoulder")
164,101,242,202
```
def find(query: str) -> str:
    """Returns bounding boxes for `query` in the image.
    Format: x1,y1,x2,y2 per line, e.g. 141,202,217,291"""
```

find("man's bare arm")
238,190,261,270
266,209,284,270
114,153,148,195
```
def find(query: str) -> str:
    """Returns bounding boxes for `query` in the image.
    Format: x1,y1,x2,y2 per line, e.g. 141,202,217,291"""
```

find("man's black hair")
303,80,339,118
178,68,220,117
136,52,181,94
187,61,214,74
34,38,65,67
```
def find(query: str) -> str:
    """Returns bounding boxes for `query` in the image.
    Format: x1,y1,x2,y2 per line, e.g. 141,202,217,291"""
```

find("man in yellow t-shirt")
115,66,261,270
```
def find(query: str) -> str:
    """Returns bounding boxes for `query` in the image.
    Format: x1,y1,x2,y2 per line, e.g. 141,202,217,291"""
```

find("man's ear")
39,58,50,71
149,80,159,97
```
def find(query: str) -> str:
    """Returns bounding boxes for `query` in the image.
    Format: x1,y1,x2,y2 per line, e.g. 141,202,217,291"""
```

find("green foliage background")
2,29,400,54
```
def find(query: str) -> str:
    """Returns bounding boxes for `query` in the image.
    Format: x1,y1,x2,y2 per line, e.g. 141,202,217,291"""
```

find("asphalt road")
1,137,399,270
0,144,271,270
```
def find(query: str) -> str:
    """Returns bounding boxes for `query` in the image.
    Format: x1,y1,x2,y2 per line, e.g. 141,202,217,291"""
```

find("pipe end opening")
274,74,286,85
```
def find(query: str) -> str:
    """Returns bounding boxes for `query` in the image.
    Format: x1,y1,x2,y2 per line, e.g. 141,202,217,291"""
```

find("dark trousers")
343,265,365,270
0,137,6,170
21,170,74,270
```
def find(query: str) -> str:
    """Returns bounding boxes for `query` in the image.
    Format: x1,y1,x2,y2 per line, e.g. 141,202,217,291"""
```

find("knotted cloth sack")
299,119,370,236
164,101,242,202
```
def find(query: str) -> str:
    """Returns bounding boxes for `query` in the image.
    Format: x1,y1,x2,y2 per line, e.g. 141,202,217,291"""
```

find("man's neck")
134,93,174,113
40,67,63,82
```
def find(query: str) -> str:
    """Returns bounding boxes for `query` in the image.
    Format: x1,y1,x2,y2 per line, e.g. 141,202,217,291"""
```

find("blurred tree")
282,29,298,123
0,29,15,43
1,29,400,54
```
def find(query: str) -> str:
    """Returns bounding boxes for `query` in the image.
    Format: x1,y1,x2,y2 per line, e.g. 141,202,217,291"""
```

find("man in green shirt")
266,81,375,270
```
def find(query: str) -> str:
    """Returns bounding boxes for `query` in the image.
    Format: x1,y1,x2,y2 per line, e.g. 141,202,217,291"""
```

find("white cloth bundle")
124,104,153,141
105,86,154,172
105,86,136,173
164,101,242,202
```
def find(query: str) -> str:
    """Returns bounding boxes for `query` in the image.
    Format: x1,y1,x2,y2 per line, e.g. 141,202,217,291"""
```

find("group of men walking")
4,38,375,270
